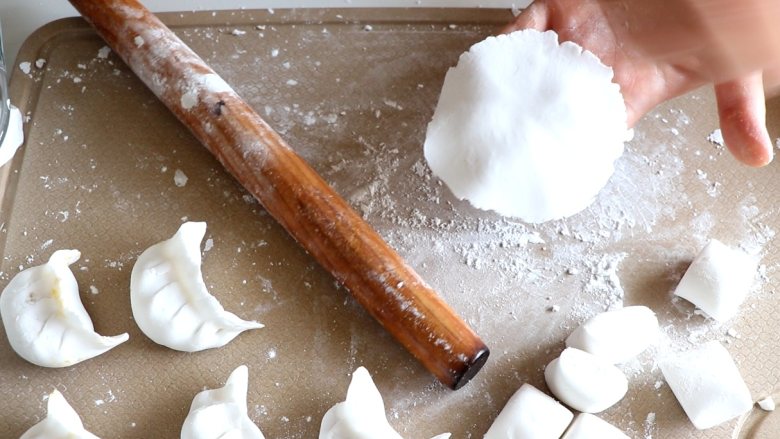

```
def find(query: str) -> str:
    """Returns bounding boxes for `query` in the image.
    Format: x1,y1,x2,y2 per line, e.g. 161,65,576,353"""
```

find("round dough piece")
544,347,628,413
423,30,629,223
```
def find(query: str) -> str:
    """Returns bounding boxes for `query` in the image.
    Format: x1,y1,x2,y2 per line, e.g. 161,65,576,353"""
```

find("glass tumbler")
0,20,11,147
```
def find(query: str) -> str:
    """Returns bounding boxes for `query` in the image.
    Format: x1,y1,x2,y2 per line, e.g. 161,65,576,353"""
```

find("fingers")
763,67,780,97
501,2,550,34
714,72,774,167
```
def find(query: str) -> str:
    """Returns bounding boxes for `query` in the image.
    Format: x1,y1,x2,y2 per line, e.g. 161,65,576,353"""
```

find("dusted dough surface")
0,249,128,367
20,390,100,439
130,222,263,352
181,365,265,439
424,29,628,223
484,383,573,439
659,341,753,430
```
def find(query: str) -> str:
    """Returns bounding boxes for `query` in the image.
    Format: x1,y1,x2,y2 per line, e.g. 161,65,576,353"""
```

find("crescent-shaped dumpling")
320,367,403,439
130,222,262,352
320,367,451,439
181,365,265,439
20,390,100,439
0,249,129,367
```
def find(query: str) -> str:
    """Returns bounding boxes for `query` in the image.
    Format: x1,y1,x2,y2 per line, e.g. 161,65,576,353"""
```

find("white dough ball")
561,413,630,439
544,348,628,413
674,239,757,321
566,306,659,364
484,383,573,439
423,29,629,223
659,341,752,430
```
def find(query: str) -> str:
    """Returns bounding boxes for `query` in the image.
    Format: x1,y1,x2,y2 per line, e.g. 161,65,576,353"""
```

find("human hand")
504,0,780,167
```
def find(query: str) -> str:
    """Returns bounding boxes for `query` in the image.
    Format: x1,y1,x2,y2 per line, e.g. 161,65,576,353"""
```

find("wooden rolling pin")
69,0,489,389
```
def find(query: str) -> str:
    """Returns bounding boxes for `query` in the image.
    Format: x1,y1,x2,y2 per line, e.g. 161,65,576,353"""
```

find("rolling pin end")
451,346,490,390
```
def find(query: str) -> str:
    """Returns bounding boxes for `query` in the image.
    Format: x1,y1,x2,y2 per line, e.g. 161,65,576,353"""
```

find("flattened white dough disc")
424,30,629,222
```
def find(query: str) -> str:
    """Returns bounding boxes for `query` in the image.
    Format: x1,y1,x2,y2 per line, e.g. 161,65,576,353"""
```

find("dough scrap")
0,249,128,367
674,239,757,321
424,29,629,222
659,341,752,430
566,306,659,364
181,365,265,439
20,390,100,439
484,383,573,439
130,221,262,352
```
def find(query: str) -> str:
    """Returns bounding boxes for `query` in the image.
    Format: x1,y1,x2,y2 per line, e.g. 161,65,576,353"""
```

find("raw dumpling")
320,367,403,439
20,390,100,439
181,365,265,439
0,249,128,367
130,222,262,351
424,29,629,222
319,367,451,439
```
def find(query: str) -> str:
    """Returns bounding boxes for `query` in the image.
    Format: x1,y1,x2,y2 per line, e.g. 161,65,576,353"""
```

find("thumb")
501,2,550,34
714,72,774,167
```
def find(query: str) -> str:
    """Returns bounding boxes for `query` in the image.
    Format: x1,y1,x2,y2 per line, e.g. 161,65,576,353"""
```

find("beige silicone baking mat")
1,7,779,438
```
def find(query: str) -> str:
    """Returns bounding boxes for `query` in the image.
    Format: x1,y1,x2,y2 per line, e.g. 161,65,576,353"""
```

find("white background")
1,0,530,67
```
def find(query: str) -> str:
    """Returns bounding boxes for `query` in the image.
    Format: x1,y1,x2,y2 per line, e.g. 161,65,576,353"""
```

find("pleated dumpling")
320,367,403,439
20,390,100,439
181,365,265,439
130,222,262,352
0,250,128,367
320,367,451,439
